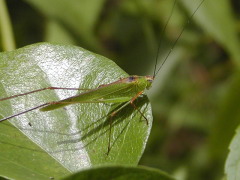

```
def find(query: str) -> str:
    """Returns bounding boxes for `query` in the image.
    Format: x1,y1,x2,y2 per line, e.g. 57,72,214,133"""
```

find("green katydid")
0,0,204,157
0,75,153,155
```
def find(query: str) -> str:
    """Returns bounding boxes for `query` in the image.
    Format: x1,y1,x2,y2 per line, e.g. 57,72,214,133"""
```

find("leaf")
209,72,240,163
225,125,240,180
63,166,175,180
223,73,240,180
181,0,240,64
23,0,106,49
45,19,76,45
0,43,152,179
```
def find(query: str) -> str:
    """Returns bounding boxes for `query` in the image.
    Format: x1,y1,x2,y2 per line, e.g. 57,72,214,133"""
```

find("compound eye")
146,76,153,82
128,76,135,82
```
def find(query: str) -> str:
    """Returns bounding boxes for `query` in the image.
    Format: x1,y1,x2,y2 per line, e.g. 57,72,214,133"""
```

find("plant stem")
0,0,16,51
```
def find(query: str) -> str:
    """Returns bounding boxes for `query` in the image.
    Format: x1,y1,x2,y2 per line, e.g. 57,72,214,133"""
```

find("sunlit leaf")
0,43,152,179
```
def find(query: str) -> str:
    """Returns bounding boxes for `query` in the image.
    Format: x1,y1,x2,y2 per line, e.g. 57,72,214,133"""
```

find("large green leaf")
63,166,175,180
0,43,152,179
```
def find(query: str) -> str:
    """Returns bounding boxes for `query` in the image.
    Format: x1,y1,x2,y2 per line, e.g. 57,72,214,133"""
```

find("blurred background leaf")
1,0,240,180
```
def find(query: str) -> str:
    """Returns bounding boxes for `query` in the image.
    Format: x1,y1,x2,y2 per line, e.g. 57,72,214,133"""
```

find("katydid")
0,76,153,154
0,76,152,122
0,0,204,155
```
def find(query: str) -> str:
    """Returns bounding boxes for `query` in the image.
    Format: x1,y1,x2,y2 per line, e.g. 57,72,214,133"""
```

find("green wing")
40,79,142,111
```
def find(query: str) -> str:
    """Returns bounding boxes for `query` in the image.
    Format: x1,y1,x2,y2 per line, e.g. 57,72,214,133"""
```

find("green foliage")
1,0,240,179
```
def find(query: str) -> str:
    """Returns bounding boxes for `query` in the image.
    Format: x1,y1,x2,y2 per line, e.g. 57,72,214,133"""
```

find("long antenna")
154,0,205,77
153,0,177,77
0,103,49,122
